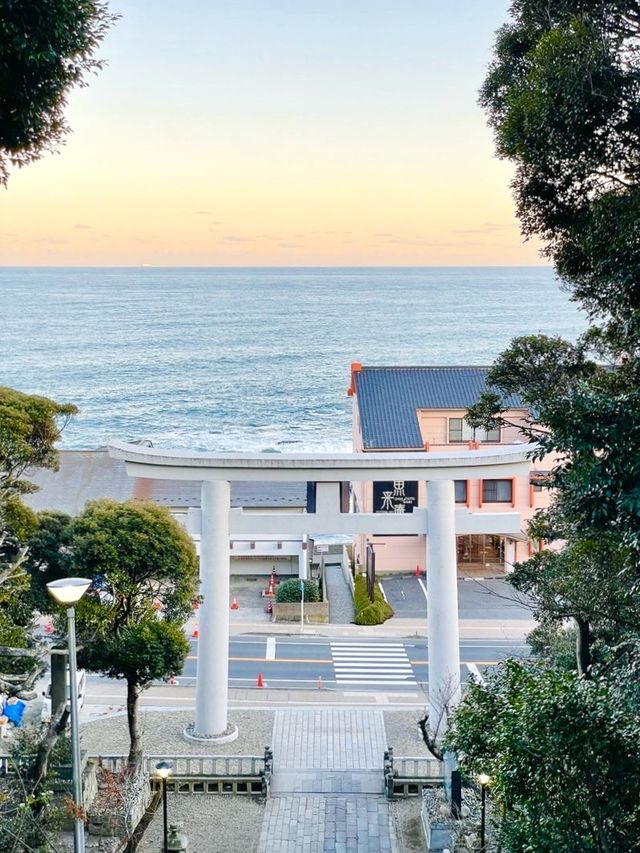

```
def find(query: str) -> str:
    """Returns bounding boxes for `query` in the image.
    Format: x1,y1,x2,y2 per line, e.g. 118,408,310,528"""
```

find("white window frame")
448,417,500,443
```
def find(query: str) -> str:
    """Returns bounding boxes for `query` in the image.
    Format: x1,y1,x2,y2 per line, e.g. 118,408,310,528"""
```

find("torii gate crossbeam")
108,441,532,743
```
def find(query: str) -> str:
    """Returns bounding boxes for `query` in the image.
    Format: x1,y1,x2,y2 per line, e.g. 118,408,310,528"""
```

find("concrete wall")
272,601,329,623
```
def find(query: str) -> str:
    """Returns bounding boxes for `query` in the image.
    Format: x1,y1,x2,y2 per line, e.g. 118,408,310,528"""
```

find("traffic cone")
230,597,239,610
317,675,324,690
192,625,199,638
414,564,422,577
257,673,264,688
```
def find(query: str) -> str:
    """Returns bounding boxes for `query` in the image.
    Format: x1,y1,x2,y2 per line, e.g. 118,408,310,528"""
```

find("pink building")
349,363,552,576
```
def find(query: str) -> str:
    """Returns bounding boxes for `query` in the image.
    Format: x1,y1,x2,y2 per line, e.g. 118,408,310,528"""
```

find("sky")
0,1,545,267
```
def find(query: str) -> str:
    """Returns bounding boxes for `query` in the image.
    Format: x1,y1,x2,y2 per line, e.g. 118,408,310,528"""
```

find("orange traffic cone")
230,597,239,610
414,564,422,577
257,673,264,688
317,675,324,690
192,625,199,638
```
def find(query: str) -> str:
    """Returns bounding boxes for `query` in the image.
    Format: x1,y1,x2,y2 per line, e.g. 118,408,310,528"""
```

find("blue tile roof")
354,366,523,450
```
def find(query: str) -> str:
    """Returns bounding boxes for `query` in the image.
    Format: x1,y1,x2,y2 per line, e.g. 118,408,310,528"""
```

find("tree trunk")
417,713,444,761
126,680,142,768
575,618,592,678
31,704,70,818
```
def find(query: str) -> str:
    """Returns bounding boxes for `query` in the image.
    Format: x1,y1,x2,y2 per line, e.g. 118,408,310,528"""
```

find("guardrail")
384,748,443,799
92,748,273,798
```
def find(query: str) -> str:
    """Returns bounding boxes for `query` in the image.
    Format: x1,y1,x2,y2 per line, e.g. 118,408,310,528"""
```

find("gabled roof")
353,366,523,450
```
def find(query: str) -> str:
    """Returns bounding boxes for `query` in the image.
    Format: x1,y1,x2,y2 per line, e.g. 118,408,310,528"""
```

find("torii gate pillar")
426,479,461,737
185,479,238,742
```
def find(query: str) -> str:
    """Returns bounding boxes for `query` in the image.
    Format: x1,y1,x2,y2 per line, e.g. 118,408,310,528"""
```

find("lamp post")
478,773,491,853
155,760,173,853
46,577,92,853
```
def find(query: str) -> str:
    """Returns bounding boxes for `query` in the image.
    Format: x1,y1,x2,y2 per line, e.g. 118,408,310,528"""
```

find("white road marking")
331,640,417,685
266,636,276,660
418,578,428,601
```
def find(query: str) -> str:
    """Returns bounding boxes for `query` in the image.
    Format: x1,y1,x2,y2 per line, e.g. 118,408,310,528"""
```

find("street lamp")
155,760,173,853
46,577,92,853
478,773,491,853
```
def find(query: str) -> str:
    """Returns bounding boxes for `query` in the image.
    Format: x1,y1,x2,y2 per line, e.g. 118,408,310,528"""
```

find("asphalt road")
379,576,534,620
85,635,530,699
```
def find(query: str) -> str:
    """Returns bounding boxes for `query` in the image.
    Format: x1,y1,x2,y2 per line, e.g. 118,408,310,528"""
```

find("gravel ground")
391,798,427,853
383,710,429,756
140,793,265,852
80,709,275,757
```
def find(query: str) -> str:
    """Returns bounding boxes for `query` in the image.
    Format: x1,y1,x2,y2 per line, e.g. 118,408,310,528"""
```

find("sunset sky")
1,0,544,267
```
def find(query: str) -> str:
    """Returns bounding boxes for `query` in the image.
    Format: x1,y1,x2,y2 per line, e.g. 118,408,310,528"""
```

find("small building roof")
24,449,307,516
353,365,523,450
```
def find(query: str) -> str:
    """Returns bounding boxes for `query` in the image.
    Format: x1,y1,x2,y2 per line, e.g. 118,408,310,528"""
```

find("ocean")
0,266,586,452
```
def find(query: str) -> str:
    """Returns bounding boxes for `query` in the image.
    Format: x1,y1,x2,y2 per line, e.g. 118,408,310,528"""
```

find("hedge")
353,574,394,625
274,578,320,603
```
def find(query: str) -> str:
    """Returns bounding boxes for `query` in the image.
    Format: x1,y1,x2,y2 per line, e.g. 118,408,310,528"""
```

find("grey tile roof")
354,366,523,450
24,450,307,515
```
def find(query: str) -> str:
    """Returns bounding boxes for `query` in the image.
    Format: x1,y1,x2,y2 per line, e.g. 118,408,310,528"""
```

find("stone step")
271,769,385,795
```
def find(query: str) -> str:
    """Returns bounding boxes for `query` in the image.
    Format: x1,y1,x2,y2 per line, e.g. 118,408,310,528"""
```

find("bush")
354,574,394,625
274,578,320,603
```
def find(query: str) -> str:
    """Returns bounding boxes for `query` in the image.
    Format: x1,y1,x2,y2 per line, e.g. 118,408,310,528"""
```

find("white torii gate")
108,441,531,743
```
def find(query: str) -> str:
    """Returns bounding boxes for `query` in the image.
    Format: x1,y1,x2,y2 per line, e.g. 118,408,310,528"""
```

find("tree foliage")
480,1,640,351
444,4,640,848
31,499,199,765
446,661,640,852
0,0,116,185
0,387,76,695
274,577,320,603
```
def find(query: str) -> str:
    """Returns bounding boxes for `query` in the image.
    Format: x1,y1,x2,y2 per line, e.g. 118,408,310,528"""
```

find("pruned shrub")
354,574,394,625
274,578,320,603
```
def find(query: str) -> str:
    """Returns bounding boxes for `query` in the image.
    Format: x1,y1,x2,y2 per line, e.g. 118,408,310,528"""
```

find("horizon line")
0,263,553,270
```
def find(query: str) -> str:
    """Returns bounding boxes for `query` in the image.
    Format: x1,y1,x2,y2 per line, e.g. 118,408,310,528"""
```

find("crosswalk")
330,641,416,685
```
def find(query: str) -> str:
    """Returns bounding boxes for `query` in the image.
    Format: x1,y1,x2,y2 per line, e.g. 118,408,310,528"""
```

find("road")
83,635,530,709
379,576,534,620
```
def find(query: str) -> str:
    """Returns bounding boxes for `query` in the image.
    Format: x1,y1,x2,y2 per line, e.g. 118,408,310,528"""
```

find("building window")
454,480,467,503
448,418,500,443
530,472,550,492
482,479,513,503
457,535,505,565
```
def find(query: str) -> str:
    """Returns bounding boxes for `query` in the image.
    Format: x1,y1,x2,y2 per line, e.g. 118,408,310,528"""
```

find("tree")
55,499,198,765
441,4,640,846
0,0,117,186
446,660,640,852
480,1,640,352
0,387,76,696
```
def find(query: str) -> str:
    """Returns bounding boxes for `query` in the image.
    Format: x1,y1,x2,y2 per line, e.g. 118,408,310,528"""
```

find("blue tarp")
3,699,26,727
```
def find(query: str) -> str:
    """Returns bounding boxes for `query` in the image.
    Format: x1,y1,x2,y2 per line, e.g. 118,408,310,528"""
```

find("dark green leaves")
0,0,117,184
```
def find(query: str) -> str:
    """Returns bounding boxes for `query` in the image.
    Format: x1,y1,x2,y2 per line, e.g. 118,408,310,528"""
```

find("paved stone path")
325,564,355,624
258,708,398,853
